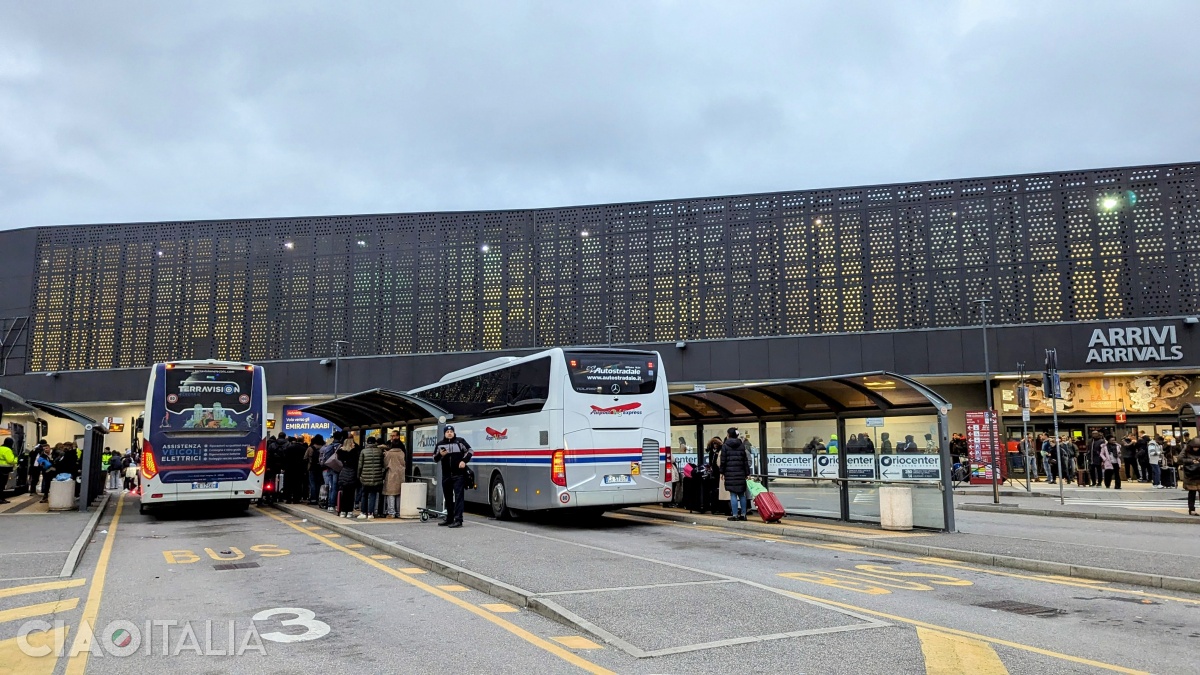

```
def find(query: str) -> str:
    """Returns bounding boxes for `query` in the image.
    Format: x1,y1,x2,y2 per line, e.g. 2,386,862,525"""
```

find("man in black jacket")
718,428,751,521
436,426,472,528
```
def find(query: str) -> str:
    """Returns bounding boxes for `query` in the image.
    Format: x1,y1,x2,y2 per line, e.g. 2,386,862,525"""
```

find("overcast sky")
1,1,1197,229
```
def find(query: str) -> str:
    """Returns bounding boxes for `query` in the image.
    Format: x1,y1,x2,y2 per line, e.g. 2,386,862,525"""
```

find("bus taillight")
251,439,267,476
141,442,159,480
551,450,567,487
664,445,673,483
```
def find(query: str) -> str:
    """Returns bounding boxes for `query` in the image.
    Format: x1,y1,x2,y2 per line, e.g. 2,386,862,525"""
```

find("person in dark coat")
335,436,361,518
357,438,385,519
436,425,473,528
284,436,309,503
718,427,752,521
1180,439,1200,516
304,435,325,505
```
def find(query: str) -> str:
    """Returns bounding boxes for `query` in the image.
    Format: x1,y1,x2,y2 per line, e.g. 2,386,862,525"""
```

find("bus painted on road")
139,360,268,513
409,348,673,519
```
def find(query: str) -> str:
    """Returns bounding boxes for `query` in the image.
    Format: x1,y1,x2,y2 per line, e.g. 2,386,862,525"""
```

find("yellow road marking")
917,627,1008,675
399,567,427,574
627,514,1200,606
371,554,394,560
786,589,1146,674
260,508,615,675
64,493,124,675
345,543,365,548
0,598,80,624
481,603,518,613
0,624,69,675
438,584,470,592
552,636,603,650
0,578,86,600
305,525,322,531
324,533,341,538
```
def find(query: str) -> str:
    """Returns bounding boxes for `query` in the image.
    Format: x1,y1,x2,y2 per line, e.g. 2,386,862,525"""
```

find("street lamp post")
973,298,1000,505
605,324,618,347
333,340,350,399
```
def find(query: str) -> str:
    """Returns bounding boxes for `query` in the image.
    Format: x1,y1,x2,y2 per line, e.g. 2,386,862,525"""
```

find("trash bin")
49,478,75,511
398,481,427,519
879,486,913,531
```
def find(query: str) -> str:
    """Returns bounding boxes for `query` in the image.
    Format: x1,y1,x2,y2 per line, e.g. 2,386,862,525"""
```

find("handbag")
464,466,477,490
323,453,344,473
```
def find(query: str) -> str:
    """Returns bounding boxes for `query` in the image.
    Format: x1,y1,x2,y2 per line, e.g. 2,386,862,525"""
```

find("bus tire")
489,474,512,521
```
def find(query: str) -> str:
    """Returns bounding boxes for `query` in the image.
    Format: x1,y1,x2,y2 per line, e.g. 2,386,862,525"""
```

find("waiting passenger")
436,426,472,528
336,435,361,518
880,432,893,453
383,441,407,518
358,437,385,520
321,432,343,512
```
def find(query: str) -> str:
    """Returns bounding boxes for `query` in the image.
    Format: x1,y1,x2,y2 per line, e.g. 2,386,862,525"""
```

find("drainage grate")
975,600,1063,618
213,562,261,571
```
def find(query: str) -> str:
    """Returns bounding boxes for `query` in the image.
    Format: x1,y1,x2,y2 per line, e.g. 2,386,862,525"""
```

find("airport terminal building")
1,161,1198,448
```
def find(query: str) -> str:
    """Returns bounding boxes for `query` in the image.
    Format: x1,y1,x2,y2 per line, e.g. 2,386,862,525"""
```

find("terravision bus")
139,360,268,514
409,348,673,519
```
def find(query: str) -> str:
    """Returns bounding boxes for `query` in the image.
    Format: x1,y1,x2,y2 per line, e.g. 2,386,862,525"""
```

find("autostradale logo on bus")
589,402,643,416
486,427,508,440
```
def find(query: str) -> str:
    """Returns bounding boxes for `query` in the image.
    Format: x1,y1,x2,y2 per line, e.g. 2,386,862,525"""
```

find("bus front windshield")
160,366,257,433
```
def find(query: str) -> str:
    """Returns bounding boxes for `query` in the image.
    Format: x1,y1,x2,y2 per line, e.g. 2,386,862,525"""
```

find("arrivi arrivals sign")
1085,325,1183,364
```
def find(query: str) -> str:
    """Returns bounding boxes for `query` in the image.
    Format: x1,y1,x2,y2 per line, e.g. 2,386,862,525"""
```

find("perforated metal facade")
23,162,1200,373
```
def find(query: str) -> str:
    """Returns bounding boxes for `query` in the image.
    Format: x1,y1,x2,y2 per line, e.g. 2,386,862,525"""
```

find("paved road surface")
3,492,1197,674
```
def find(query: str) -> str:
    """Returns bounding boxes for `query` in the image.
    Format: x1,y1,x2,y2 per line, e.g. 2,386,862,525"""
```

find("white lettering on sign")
1086,325,1183,364
879,455,942,481
766,453,814,478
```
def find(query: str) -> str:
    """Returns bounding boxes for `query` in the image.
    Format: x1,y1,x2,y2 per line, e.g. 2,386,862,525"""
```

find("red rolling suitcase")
754,491,785,523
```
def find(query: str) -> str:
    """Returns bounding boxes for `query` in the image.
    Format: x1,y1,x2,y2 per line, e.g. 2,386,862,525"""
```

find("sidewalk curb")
59,491,111,578
958,502,1200,525
272,504,605,644
620,507,1200,596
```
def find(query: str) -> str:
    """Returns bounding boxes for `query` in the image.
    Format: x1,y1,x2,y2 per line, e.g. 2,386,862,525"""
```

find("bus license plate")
603,474,633,485
191,482,218,490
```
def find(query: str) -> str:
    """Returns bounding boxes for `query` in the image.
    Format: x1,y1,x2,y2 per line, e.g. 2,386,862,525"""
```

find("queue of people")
0,438,140,504
287,429,408,520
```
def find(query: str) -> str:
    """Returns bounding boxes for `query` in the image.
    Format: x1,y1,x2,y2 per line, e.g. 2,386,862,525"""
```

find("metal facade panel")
7,162,1198,374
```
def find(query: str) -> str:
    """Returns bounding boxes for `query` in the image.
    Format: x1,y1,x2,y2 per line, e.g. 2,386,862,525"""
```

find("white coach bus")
409,348,673,519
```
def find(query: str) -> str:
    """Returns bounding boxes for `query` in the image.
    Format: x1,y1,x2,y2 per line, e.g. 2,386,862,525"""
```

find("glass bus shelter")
669,372,955,531
0,387,110,512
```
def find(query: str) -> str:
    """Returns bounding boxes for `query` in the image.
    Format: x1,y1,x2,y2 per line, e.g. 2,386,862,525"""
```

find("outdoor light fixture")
1185,316,1199,325
356,240,367,248
319,358,332,366
481,244,490,252
284,241,295,250
675,341,687,349
581,230,589,237
1101,196,1120,211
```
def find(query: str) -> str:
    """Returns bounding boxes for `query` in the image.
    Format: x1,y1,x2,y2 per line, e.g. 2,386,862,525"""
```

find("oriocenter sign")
1086,325,1183,364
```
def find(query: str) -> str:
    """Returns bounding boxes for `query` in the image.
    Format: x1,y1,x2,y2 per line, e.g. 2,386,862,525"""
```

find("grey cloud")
0,0,1196,229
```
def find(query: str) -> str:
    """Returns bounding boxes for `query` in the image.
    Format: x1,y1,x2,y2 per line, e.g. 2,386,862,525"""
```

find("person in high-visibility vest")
0,438,17,503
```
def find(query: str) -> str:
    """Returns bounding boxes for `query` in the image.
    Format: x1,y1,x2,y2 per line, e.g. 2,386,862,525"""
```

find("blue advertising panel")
283,405,340,440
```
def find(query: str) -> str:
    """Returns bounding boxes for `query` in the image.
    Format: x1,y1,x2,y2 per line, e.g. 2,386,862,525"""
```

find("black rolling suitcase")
682,470,705,513
703,475,730,515
1161,466,1177,488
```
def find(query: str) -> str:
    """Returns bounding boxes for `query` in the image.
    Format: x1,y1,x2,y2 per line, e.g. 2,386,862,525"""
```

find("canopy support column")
938,407,956,532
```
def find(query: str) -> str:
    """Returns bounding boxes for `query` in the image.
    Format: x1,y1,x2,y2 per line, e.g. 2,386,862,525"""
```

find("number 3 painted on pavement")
252,607,330,643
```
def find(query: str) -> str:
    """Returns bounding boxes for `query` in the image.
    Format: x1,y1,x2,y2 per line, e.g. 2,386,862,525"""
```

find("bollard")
49,479,75,511
879,486,913,531
398,481,427,519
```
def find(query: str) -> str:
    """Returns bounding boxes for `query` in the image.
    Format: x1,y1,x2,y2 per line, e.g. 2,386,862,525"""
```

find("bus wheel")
490,474,512,521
